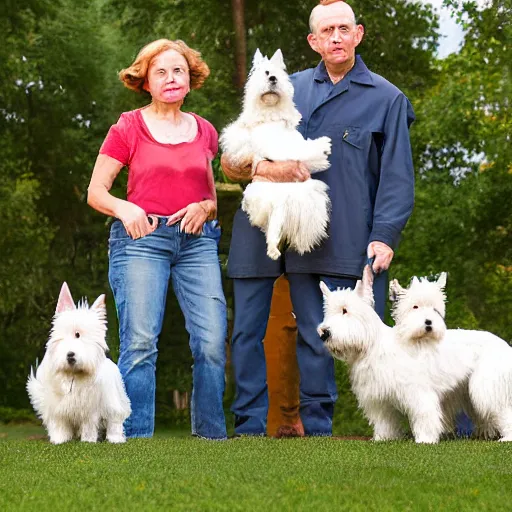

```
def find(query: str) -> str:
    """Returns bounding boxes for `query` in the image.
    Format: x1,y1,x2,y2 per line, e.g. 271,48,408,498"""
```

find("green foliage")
0,407,38,424
394,0,512,339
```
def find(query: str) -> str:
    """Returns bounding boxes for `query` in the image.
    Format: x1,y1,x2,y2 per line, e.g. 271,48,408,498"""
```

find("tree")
393,0,512,339
0,0,125,408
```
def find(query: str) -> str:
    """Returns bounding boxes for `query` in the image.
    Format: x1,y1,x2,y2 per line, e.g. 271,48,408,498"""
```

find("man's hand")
254,160,310,183
367,241,394,273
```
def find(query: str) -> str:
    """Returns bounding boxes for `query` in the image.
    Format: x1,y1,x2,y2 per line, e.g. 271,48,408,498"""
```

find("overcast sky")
423,0,489,58
422,0,464,57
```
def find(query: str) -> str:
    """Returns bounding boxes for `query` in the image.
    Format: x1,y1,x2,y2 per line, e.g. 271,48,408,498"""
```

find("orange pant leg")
264,275,304,437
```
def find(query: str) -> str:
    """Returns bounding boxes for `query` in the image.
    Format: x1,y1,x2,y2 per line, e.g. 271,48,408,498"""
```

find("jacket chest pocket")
341,126,364,150
338,126,369,171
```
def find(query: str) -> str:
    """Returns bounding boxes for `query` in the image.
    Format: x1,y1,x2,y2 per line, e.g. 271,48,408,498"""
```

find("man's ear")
307,33,320,54
355,24,365,47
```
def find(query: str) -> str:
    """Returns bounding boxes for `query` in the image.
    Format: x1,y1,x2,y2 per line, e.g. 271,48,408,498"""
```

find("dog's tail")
26,361,45,419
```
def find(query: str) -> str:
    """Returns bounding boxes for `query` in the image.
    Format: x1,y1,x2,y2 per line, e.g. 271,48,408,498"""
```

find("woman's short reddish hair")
119,39,210,94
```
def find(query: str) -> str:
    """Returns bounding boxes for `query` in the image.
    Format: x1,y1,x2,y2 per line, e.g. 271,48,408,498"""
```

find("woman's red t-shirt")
99,108,217,216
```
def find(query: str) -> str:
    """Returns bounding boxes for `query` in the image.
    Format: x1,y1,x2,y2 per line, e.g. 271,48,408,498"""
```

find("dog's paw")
414,436,439,444
373,433,401,442
267,246,281,260
107,434,127,444
316,136,332,156
81,437,98,443
306,156,331,172
50,434,72,445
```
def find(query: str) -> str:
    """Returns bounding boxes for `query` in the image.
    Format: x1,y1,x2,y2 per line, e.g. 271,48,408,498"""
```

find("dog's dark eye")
265,70,269,75
75,331,80,338
413,305,419,309
342,308,347,315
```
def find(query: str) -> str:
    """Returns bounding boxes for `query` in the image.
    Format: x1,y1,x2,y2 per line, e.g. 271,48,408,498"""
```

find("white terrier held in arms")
27,283,131,444
390,273,512,441
317,268,476,444
220,49,332,260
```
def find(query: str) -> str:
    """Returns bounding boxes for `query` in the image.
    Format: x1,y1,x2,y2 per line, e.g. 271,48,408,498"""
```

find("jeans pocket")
201,220,222,245
109,220,130,242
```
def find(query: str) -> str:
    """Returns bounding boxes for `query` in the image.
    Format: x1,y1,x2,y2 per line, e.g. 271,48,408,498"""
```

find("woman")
87,39,227,440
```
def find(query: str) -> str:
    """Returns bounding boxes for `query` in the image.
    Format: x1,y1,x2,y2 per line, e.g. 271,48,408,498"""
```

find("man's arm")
220,153,253,182
220,154,310,183
368,93,415,272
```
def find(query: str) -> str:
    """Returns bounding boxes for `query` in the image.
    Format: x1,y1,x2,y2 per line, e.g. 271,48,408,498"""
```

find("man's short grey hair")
309,2,357,33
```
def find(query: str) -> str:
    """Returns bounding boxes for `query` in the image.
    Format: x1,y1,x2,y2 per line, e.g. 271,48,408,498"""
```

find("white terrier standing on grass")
220,49,332,260
27,283,131,444
317,267,475,444
390,273,512,441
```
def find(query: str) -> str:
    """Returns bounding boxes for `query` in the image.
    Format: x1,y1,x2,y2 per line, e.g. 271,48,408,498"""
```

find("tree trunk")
231,0,247,89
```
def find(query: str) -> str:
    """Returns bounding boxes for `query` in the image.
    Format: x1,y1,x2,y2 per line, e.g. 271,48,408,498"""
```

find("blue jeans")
108,218,227,440
230,274,356,436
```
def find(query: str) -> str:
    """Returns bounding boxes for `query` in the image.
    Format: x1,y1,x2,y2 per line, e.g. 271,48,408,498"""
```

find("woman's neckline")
137,107,201,146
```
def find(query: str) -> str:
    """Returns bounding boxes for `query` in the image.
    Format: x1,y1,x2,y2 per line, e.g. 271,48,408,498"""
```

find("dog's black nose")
425,326,433,332
67,351,76,364
268,75,277,84
319,328,331,342
425,319,432,326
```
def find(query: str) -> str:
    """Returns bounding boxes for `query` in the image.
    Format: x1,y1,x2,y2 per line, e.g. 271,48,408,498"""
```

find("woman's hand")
116,201,157,239
166,203,209,235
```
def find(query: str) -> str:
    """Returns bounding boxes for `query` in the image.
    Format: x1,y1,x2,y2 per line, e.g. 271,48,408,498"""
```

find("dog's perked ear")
389,278,405,302
91,294,106,312
252,49,265,68
355,265,375,307
319,281,331,297
269,49,286,70
56,282,76,314
436,272,447,290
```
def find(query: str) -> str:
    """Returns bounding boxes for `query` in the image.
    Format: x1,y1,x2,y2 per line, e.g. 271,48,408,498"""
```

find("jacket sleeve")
368,93,415,249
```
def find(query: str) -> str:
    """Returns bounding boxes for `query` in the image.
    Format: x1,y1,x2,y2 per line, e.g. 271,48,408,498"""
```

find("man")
222,0,415,436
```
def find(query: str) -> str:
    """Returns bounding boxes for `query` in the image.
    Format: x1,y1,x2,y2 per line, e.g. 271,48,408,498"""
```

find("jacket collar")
313,55,374,86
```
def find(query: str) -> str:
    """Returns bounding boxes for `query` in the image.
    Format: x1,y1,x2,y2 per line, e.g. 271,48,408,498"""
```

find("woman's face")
144,49,190,104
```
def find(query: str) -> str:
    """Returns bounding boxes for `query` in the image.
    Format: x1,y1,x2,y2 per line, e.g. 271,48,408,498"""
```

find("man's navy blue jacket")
227,55,415,279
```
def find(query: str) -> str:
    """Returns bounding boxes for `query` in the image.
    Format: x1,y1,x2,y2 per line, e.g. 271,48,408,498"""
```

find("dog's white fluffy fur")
318,268,512,443
390,273,512,441
220,49,331,260
27,283,131,444
318,268,463,443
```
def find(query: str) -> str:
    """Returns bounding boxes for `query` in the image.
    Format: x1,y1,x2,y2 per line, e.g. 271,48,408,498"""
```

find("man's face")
307,6,364,67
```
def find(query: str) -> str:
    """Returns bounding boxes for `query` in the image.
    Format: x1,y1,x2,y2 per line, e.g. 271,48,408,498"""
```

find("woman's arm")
198,159,218,221
87,154,156,239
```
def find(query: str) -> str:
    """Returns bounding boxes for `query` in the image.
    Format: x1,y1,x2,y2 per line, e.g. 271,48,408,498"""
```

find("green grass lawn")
1,424,512,511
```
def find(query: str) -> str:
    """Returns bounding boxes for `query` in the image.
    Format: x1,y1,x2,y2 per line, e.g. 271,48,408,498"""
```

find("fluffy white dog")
317,268,475,444
27,283,131,444
220,49,332,260
390,273,512,441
